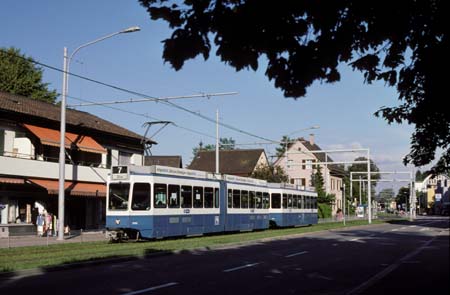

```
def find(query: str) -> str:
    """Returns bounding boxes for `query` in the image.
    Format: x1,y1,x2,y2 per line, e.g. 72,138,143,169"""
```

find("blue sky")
1,1,425,190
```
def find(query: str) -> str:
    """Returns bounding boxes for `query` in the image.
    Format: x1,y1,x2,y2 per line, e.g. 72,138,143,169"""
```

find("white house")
274,135,344,216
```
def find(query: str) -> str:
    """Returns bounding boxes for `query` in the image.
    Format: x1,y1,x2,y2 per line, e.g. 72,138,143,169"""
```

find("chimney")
309,134,315,145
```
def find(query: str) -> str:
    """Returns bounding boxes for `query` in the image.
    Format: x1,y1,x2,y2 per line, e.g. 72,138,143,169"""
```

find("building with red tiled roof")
188,149,269,177
0,91,156,232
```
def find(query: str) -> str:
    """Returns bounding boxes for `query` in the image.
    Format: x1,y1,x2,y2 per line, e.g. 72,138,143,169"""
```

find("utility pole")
215,109,219,174
359,176,362,205
343,183,346,226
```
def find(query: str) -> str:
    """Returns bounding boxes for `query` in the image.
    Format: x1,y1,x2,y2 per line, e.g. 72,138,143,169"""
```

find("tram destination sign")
154,165,209,179
111,166,129,180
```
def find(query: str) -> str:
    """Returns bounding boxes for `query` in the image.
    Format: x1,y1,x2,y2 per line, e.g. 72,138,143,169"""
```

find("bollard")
81,228,83,243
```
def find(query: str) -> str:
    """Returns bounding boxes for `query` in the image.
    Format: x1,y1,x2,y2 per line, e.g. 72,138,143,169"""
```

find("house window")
106,149,112,168
118,151,132,165
301,178,306,186
0,129,4,155
290,178,295,184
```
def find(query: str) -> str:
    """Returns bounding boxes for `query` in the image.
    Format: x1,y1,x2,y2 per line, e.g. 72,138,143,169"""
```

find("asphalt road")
1,217,449,295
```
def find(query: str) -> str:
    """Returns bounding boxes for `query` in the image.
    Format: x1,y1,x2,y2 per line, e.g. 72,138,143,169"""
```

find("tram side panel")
224,182,270,232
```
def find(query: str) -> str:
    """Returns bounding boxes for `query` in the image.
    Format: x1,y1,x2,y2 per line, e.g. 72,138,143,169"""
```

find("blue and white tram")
106,165,222,240
268,183,318,227
106,165,318,241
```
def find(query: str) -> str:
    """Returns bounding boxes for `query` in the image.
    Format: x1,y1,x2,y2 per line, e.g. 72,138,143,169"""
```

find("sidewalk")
0,230,107,248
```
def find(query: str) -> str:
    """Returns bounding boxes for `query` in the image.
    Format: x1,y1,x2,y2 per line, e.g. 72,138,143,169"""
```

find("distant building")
188,149,269,177
274,135,344,216
415,174,449,214
145,155,183,168
0,91,156,231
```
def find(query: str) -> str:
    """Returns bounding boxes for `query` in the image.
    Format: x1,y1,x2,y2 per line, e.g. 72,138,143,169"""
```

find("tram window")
109,183,130,210
228,189,233,208
256,192,263,209
249,191,256,208
313,197,317,209
271,193,281,209
232,190,240,208
181,186,192,208
215,188,220,208
300,195,304,209
263,192,270,209
241,191,249,208
293,195,298,209
193,187,204,208
282,194,288,209
154,183,167,208
288,194,293,208
131,183,151,211
306,196,310,209
204,187,214,208
168,185,180,208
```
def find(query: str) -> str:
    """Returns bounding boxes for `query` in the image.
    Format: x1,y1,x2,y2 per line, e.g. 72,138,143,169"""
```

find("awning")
23,124,107,154
0,177,25,184
28,179,106,197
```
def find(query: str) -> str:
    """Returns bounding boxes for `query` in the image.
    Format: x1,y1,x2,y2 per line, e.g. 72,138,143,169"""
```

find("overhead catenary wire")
67,94,217,140
0,48,276,144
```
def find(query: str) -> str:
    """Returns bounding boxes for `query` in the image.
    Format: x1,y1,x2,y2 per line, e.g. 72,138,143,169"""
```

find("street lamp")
58,26,140,240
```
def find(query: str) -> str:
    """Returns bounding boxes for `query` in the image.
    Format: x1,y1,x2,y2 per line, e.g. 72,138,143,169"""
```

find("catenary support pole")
367,150,372,224
215,109,219,174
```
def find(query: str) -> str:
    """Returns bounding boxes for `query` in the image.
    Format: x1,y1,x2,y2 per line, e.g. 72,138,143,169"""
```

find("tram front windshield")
109,183,130,210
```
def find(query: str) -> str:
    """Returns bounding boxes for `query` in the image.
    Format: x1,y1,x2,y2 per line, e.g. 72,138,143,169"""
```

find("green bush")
318,203,332,218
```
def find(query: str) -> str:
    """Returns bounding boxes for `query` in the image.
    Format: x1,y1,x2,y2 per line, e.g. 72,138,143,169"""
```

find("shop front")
0,177,106,236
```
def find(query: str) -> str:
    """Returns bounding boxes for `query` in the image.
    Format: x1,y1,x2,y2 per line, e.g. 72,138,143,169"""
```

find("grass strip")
1,219,388,272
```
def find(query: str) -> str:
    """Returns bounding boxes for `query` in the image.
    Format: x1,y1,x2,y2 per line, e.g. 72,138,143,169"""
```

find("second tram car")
106,165,318,240
268,183,318,227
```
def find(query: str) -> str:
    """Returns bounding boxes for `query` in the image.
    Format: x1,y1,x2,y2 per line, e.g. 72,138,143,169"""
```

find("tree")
0,47,57,103
219,137,235,150
192,137,236,156
396,186,410,208
415,170,428,182
378,188,395,209
347,157,380,204
313,165,335,205
251,164,288,183
275,136,293,158
138,0,449,173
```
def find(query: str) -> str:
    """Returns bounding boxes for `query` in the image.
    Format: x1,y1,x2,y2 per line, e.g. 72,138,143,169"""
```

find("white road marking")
122,282,178,295
420,227,430,231
391,229,399,232
223,262,260,273
285,251,309,258
307,272,333,281
346,236,437,295
410,225,417,228
349,238,359,241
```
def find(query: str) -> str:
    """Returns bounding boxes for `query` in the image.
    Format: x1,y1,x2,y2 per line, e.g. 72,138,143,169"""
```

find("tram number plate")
214,216,220,225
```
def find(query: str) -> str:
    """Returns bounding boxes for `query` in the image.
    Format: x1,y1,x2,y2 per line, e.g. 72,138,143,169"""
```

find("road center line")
346,236,437,295
122,282,178,295
223,262,260,273
285,251,309,258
